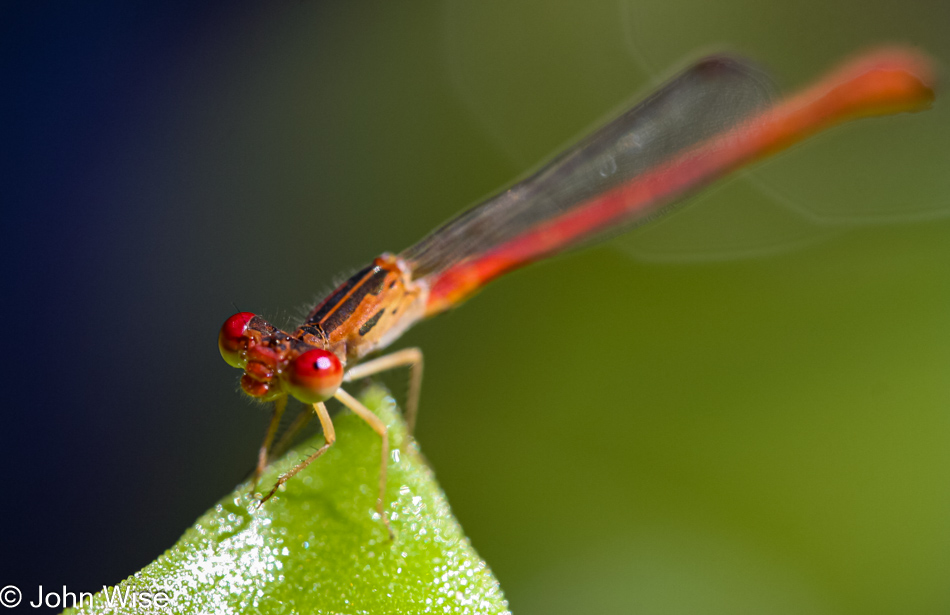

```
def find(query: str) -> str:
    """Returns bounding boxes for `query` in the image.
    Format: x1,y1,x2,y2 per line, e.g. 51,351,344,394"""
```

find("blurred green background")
3,0,949,613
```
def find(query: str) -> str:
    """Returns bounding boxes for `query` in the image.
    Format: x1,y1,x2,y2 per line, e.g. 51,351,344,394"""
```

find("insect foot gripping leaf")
63,387,510,615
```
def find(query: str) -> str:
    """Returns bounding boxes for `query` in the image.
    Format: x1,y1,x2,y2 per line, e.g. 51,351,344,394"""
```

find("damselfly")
219,47,935,535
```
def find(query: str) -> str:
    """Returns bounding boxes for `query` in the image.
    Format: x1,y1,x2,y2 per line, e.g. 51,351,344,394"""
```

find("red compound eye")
218,312,256,368
285,348,343,404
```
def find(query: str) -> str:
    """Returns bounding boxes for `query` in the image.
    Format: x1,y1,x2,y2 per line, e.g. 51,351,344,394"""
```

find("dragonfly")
219,47,934,535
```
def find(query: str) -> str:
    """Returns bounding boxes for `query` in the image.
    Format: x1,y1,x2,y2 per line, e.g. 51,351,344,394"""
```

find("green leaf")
64,388,510,615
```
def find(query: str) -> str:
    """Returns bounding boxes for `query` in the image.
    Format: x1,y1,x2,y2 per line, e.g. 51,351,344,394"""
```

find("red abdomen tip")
821,47,937,118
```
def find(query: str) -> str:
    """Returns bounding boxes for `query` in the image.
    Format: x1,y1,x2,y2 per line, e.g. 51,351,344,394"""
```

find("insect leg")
343,347,424,435
268,407,314,463
253,394,287,488
334,387,393,539
259,402,336,505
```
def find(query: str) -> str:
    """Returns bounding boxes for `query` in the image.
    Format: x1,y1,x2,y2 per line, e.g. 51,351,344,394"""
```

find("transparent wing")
401,56,775,278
